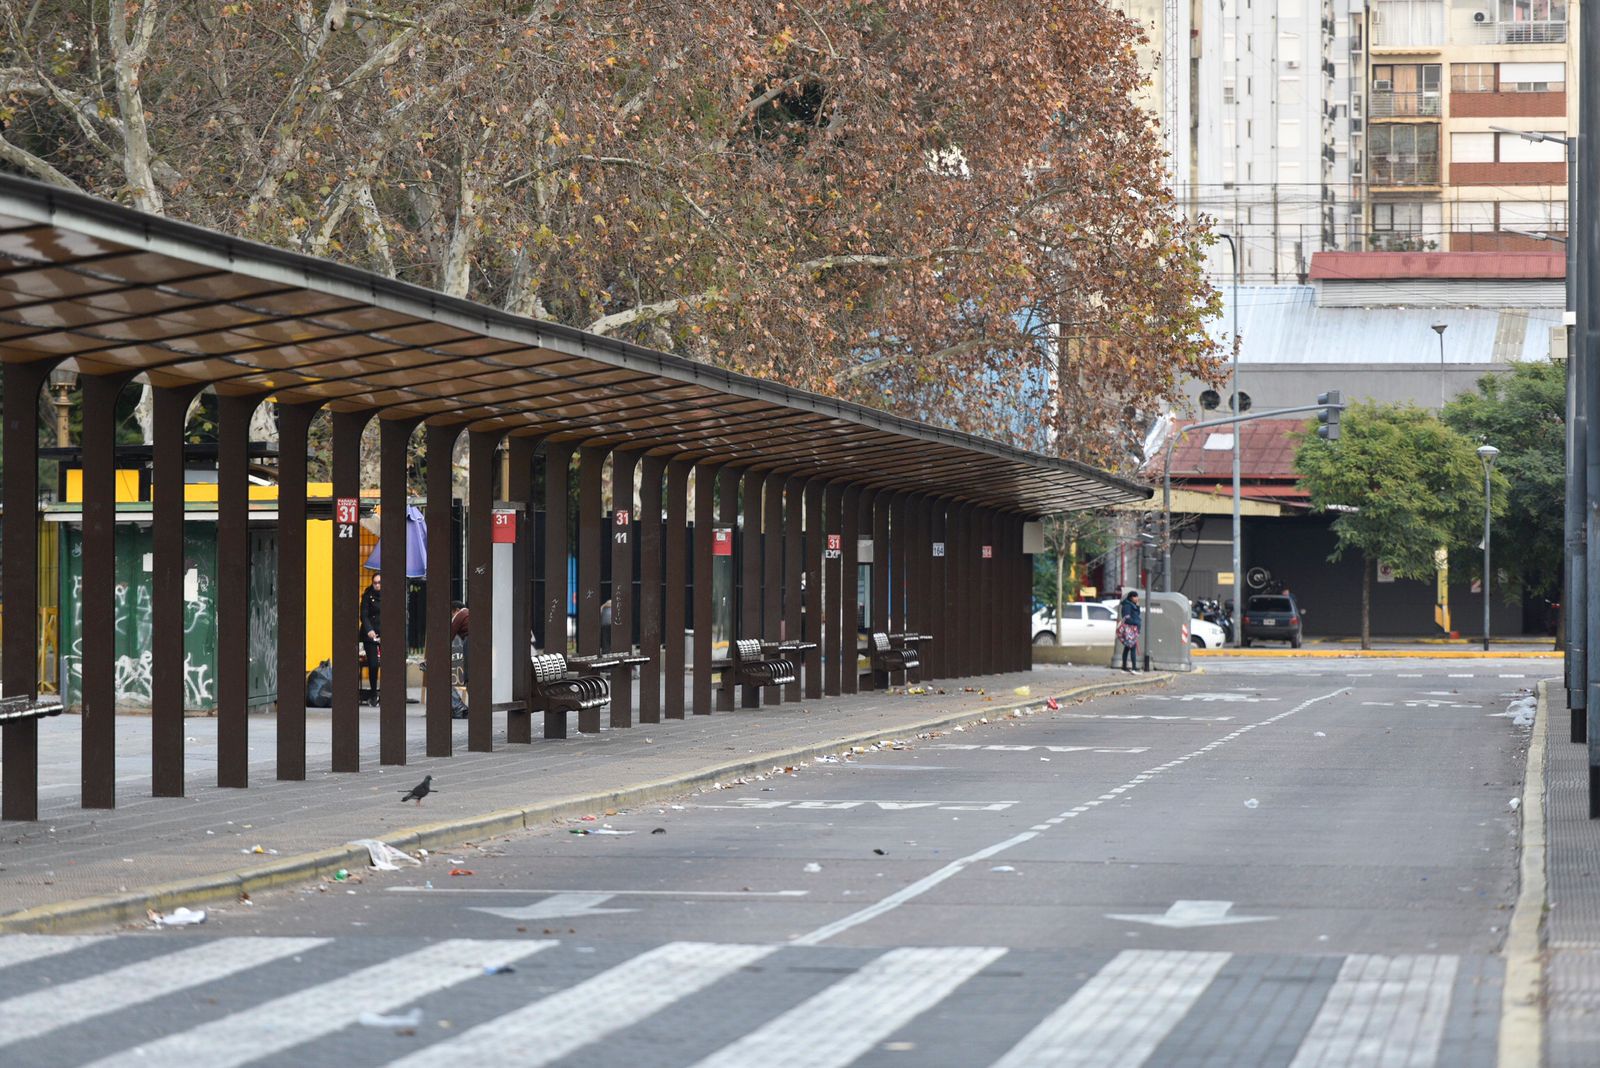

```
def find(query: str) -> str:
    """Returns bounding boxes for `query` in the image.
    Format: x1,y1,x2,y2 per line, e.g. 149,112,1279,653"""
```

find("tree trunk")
1361,553,1372,651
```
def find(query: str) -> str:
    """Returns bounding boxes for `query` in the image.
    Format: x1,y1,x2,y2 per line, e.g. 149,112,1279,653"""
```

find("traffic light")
1317,390,1342,442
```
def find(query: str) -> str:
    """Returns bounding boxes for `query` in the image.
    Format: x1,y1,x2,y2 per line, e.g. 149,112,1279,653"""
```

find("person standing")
1117,589,1141,673
360,573,382,705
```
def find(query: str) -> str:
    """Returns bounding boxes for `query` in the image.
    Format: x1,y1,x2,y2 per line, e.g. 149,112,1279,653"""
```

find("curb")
0,672,1173,934
1192,648,1558,659
1498,678,1548,1068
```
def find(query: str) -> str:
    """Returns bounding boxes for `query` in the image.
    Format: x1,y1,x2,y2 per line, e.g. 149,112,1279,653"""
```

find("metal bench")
868,631,930,688
0,694,64,724
531,652,614,738
719,638,816,705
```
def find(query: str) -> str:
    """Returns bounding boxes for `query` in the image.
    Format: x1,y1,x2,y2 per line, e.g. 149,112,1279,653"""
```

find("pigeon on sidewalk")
400,775,433,805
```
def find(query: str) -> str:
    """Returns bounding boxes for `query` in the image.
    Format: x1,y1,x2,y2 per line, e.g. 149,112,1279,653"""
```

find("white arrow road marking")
470,891,638,921
1105,900,1276,929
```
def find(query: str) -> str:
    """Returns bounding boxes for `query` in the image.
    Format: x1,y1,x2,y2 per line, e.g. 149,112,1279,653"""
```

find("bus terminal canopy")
0,173,1150,823
0,175,1146,514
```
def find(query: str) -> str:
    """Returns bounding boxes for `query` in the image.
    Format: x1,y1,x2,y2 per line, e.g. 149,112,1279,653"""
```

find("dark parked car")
1240,593,1303,648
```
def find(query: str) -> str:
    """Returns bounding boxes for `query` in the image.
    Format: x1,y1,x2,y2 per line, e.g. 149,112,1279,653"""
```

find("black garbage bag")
305,660,333,708
451,686,469,720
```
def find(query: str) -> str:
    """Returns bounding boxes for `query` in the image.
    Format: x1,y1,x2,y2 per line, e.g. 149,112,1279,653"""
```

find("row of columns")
1,368,1036,819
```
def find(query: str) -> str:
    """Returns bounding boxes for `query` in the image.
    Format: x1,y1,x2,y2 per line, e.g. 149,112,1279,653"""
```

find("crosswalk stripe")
990,949,1230,1067
0,936,327,1050
689,945,1005,1068
0,933,110,971
84,938,555,1068
388,941,775,1067
1288,954,1459,1068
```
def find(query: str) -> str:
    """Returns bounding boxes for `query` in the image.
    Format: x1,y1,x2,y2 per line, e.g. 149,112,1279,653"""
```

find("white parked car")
1031,601,1118,646
1092,597,1225,649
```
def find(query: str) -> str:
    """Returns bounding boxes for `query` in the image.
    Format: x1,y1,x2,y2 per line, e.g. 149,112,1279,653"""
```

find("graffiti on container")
65,571,218,706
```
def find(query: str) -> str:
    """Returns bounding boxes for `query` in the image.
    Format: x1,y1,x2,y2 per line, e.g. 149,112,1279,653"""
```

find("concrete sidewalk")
0,664,1163,933
1539,681,1600,1067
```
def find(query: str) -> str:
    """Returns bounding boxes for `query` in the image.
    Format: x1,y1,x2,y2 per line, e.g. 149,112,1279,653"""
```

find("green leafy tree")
1442,361,1564,606
1295,402,1502,648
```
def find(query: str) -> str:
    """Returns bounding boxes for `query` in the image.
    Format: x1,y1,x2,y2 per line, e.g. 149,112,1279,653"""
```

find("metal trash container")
1142,592,1194,672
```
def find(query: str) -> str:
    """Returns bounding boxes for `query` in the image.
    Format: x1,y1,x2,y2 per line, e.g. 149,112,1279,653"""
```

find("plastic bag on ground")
349,838,421,871
150,907,206,927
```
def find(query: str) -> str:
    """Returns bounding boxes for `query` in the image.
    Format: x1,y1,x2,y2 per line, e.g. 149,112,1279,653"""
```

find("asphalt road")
1,656,1542,1067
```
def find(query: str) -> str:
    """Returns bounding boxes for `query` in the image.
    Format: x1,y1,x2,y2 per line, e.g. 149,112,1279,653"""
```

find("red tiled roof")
1309,251,1565,281
1157,418,1309,482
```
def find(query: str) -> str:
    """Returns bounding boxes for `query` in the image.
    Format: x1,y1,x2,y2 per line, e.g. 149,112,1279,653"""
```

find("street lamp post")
1431,321,1448,409
1479,444,1499,653
1217,233,1242,646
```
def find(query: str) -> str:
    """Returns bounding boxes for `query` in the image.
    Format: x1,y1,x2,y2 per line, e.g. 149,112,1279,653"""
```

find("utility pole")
1581,0,1599,816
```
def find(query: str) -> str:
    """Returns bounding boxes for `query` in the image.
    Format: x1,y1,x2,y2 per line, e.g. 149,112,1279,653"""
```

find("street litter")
483,964,515,975
873,848,887,855
358,1009,422,1029
580,814,598,821
1244,798,1260,809
350,839,421,871
804,862,823,873
1495,697,1537,728
1013,686,1031,697
150,907,206,927
652,828,667,834
333,869,350,882
242,844,279,855
1508,797,1522,811
1046,697,1060,711
1314,732,1326,738
449,868,475,876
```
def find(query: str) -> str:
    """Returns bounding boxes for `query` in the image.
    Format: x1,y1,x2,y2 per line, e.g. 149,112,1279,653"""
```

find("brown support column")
983,508,998,676
424,423,462,758
664,458,690,719
762,470,784,704
821,481,843,697
153,383,205,795
379,417,421,765
331,410,372,772
80,373,133,807
468,429,503,750
951,502,970,678
715,466,742,712
609,451,637,728
2,360,54,820
693,462,719,715
272,400,318,783
867,492,890,686
890,493,909,649
929,499,948,681
638,455,664,724
507,434,536,744
541,441,574,738
575,447,606,733
908,494,928,682
739,467,763,708
1013,514,1029,673
216,392,267,791
840,484,861,695
783,476,804,702
577,447,605,659
803,480,824,700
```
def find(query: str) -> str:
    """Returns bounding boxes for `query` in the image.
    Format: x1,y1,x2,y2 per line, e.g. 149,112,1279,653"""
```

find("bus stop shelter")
0,175,1149,821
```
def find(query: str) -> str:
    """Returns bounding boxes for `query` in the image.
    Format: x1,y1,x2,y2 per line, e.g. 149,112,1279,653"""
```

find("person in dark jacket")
1118,590,1141,672
360,573,382,705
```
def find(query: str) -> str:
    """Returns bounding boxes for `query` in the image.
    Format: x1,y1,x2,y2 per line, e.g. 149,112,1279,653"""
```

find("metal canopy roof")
0,175,1148,513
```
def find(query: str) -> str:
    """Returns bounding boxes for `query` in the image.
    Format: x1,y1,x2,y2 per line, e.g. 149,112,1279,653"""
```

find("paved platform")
0,664,1155,931
1541,684,1600,1067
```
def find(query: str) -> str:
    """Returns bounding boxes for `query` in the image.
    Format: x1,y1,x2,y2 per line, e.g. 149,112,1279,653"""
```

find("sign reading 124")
335,497,359,540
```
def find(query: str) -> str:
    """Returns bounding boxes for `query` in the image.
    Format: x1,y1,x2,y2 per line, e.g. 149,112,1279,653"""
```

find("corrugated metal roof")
1209,286,1560,365
1161,419,1308,480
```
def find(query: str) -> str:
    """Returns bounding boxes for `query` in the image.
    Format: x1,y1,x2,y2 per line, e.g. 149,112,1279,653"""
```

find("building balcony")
1370,91,1442,118
1370,27,1445,50
1461,21,1566,45
1371,156,1441,185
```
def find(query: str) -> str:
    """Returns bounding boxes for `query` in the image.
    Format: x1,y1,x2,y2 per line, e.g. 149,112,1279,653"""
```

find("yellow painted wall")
64,469,142,503
306,519,334,671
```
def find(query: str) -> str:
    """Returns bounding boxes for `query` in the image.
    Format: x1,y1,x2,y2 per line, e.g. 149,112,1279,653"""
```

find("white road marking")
471,892,637,922
1500,674,1526,679
689,946,1004,1068
791,688,1350,946
1105,900,1275,929
389,942,774,1068
0,936,326,1050
990,950,1230,1067
0,934,109,971
84,939,553,1068
386,887,808,897
1448,673,1474,678
1288,954,1459,1068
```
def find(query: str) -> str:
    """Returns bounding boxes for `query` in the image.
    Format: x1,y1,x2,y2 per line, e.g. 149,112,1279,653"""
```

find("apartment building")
1190,0,1359,282
1360,0,1575,252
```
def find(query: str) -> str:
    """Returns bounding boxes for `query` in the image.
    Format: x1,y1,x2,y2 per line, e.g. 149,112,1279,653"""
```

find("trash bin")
1143,592,1194,672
